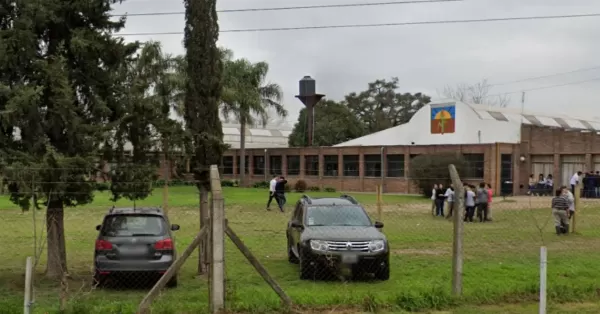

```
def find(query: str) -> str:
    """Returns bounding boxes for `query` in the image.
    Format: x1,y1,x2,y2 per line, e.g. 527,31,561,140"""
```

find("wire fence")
1,165,600,313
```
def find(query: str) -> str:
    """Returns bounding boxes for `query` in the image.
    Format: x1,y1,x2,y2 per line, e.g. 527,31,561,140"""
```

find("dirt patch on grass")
392,248,450,256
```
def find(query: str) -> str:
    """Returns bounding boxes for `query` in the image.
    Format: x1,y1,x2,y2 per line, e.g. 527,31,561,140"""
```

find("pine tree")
0,0,137,278
183,0,226,274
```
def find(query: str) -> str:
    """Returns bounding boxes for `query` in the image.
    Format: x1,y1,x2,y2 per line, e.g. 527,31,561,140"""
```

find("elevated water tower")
295,76,325,146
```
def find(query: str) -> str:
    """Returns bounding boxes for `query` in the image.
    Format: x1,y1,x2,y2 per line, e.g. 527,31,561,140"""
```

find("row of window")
222,154,485,178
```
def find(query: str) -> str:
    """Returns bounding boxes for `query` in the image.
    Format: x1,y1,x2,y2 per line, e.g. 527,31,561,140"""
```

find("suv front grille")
325,241,369,252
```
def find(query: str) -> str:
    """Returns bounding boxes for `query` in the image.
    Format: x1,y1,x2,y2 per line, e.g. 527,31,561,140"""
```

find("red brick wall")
150,125,600,195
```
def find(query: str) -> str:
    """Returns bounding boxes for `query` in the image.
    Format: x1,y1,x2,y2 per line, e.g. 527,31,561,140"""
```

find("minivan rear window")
101,215,167,237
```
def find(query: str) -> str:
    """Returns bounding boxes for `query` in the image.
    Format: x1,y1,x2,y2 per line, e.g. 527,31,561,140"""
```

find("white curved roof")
222,123,292,149
469,103,600,131
335,99,600,147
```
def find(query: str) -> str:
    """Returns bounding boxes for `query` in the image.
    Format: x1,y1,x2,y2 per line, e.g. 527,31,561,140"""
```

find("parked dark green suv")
286,195,390,280
93,207,180,287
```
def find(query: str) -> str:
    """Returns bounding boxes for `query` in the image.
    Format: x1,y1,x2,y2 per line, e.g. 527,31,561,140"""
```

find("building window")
253,156,265,175
531,155,553,182
364,154,381,177
343,155,359,177
236,156,249,174
222,156,233,175
561,155,585,186
305,155,319,176
324,155,338,176
269,156,282,175
387,154,405,177
463,154,484,178
287,155,300,176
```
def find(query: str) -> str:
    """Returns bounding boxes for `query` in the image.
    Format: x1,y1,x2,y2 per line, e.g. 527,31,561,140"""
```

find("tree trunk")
239,119,247,187
46,199,67,279
197,184,209,275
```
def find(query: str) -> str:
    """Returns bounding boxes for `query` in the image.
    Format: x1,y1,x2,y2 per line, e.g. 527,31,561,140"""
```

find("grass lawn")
2,187,600,313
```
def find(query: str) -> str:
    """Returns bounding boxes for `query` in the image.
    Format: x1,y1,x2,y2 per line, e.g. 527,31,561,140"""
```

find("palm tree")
221,59,287,186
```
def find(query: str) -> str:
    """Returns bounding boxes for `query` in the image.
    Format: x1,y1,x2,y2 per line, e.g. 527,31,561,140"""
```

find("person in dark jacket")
274,176,287,212
435,184,446,217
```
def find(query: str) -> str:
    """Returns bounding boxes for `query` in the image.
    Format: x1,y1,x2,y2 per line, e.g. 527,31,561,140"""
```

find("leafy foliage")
294,180,308,193
183,0,226,188
289,99,365,147
409,153,468,197
345,77,431,134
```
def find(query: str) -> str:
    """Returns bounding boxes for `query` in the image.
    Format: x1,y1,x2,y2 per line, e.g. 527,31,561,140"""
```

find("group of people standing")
431,182,493,223
266,175,288,212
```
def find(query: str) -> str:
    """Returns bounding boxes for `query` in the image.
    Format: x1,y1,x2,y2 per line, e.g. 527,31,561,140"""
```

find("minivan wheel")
287,239,299,264
166,275,178,288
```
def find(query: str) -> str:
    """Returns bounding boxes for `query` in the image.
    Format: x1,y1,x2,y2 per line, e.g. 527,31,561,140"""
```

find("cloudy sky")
113,0,600,126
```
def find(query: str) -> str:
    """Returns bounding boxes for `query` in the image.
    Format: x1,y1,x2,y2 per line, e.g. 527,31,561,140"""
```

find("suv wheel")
287,237,299,264
299,251,316,280
374,264,390,281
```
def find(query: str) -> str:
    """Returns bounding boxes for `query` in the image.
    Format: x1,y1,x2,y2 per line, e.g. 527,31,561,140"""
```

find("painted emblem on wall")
430,104,456,134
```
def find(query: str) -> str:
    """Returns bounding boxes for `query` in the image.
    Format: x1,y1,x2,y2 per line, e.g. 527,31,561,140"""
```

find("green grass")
2,187,600,313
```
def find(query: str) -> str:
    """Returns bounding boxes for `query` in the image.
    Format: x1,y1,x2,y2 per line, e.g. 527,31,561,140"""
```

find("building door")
560,155,585,186
500,154,513,195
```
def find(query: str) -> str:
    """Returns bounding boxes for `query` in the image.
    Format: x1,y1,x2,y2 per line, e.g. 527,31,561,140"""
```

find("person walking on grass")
561,185,575,229
445,184,455,219
266,175,279,211
431,184,438,216
476,182,489,222
552,189,570,235
274,176,288,212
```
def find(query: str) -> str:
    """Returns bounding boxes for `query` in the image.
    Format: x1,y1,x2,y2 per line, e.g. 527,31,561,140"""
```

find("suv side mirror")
290,220,303,229
374,221,384,228
171,224,181,231
95,225,101,231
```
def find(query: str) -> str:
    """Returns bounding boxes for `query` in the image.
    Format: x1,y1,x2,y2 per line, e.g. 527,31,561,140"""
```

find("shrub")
308,186,320,192
96,182,110,192
294,180,308,192
253,181,269,189
324,187,336,192
409,152,469,198
284,183,291,192
221,180,235,187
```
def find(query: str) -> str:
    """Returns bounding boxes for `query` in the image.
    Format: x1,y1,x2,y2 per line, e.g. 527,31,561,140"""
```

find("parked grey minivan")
93,207,180,287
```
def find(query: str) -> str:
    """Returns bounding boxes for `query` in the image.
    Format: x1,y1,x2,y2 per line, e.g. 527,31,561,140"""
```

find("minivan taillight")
154,238,173,250
95,240,113,251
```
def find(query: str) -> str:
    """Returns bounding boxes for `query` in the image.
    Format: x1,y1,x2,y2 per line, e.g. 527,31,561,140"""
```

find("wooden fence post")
209,165,225,313
448,164,464,296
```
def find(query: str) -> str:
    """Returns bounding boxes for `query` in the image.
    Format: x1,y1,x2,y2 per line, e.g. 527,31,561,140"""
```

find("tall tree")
345,77,431,134
108,42,185,202
183,0,226,275
441,79,510,107
0,0,137,278
289,100,365,147
220,59,287,186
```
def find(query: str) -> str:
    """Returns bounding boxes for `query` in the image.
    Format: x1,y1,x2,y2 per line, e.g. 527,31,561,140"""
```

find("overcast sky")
114,0,600,126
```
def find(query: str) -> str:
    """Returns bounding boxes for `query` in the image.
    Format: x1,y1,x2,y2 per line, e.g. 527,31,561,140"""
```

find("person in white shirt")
570,171,582,194
464,185,476,222
431,184,438,216
266,175,279,211
561,185,575,224
445,185,455,218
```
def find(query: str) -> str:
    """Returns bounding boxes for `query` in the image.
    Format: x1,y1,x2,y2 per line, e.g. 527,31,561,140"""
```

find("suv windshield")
101,215,167,237
305,205,372,227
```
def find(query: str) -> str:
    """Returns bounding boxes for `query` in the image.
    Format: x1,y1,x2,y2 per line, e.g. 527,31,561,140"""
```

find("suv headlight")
368,240,385,252
309,240,329,251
